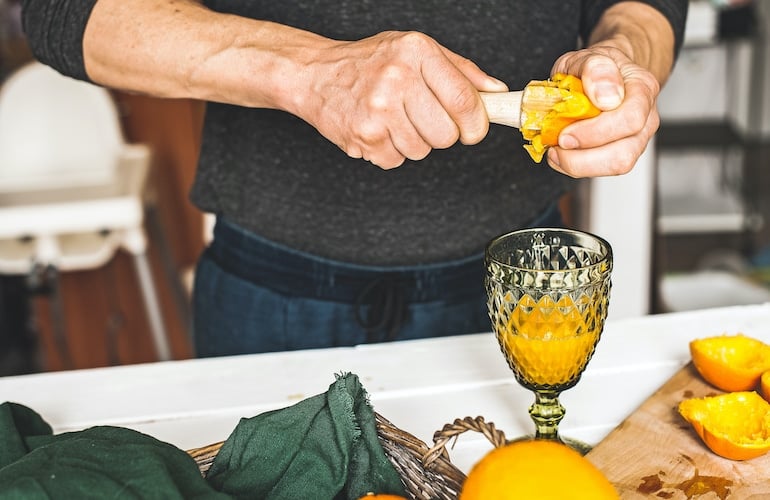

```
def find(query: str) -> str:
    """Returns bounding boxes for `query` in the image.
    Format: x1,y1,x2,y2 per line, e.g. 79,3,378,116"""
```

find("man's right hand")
285,31,508,168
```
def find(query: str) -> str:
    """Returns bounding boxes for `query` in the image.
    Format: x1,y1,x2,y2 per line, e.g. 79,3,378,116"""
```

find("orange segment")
678,391,770,461
520,73,601,163
689,334,770,392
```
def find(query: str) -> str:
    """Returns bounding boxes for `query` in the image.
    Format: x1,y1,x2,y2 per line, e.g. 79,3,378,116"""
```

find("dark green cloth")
207,373,405,500
0,402,228,499
0,373,406,500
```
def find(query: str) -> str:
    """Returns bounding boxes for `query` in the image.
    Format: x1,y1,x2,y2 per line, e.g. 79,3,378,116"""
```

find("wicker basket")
186,413,506,500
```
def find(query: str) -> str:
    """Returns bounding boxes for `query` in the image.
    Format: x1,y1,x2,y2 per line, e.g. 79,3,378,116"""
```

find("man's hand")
291,31,508,169
546,45,661,177
543,1,675,178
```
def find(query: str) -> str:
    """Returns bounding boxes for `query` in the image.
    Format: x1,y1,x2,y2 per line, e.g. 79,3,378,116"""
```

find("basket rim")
186,412,505,500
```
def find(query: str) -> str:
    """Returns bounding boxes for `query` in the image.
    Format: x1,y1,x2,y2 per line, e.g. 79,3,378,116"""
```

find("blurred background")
0,0,768,376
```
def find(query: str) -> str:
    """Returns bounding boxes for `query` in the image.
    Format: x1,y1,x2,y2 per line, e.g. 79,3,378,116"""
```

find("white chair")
0,61,172,361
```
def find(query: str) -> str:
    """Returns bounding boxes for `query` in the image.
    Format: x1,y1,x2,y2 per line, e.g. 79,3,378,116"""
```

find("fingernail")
487,77,509,91
595,82,622,109
547,148,560,167
559,134,578,150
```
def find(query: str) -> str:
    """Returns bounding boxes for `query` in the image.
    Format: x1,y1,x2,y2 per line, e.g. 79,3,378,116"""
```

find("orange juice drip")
496,294,600,388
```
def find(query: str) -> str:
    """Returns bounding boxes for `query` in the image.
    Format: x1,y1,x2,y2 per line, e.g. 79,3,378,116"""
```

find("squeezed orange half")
689,334,770,392
679,391,770,461
520,73,601,162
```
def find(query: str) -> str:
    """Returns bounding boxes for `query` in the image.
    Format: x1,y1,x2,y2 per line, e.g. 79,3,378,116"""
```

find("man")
21,0,687,356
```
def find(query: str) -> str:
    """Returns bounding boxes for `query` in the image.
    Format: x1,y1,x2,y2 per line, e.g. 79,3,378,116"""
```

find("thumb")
581,56,624,111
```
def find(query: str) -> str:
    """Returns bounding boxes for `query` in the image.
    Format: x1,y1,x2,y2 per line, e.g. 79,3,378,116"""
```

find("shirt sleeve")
19,0,98,81
581,0,689,59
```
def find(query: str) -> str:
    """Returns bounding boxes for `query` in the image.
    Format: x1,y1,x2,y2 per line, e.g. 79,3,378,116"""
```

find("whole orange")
459,439,618,500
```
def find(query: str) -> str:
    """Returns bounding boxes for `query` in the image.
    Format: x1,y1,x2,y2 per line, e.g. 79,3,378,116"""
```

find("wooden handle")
480,91,523,129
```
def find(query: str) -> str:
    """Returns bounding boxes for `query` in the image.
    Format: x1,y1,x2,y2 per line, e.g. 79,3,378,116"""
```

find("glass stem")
529,390,565,441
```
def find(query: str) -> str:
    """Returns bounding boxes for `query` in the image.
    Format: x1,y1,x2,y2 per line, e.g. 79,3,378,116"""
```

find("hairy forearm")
82,0,505,168
587,1,676,84
83,0,333,112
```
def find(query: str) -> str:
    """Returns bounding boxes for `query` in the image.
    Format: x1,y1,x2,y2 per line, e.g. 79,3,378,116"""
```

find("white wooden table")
2,303,770,472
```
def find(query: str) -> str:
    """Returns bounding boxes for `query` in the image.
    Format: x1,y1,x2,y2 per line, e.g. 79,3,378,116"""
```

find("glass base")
559,435,592,455
509,434,592,456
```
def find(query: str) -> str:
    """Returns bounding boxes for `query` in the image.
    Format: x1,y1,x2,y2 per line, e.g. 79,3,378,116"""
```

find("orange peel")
762,370,770,402
689,334,770,392
520,73,601,163
678,391,770,461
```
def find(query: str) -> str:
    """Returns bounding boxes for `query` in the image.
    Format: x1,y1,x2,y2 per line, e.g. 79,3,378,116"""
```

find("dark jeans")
192,204,563,357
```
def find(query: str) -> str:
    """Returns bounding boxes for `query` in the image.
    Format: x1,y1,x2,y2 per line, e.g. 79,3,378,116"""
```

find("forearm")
78,0,508,168
587,1,676,84
83,0,333,112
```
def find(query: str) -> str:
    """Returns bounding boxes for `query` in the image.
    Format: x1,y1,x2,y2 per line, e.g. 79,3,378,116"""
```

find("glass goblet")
484,227,613,454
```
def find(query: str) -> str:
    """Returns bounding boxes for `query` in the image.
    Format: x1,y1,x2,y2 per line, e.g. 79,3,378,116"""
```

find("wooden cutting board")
586,363,770,499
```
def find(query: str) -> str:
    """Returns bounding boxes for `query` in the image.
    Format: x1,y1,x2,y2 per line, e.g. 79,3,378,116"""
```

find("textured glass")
485,228,613,452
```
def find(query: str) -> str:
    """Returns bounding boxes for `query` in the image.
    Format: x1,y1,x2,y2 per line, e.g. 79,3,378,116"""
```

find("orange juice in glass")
485,228,612,453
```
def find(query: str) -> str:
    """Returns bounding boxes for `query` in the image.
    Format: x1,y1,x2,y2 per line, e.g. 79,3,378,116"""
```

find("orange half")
689,334,770,392
679,391,770,461
520,73,601,162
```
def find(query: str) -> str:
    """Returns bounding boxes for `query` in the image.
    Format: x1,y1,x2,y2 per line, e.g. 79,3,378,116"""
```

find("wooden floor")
29,214,196,373
0,210,199,377
21,94,208,374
